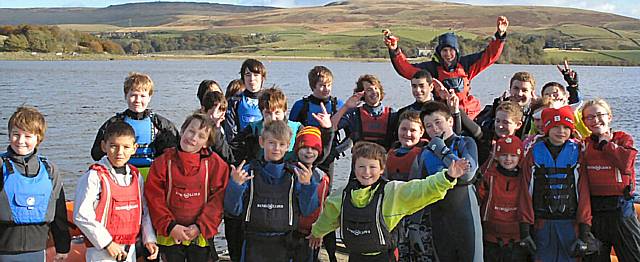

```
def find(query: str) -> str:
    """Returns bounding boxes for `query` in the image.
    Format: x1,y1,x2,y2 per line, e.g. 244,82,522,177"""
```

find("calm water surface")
1,60,639,196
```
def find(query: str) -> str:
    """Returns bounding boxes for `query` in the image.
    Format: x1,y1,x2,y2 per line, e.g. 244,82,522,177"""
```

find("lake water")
1,60,640,195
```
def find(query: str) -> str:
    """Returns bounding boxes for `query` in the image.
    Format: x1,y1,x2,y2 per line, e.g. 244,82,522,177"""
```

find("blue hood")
435,32,460,65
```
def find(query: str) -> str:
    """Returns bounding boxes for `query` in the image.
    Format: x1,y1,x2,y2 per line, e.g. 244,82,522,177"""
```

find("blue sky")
1,0,638,19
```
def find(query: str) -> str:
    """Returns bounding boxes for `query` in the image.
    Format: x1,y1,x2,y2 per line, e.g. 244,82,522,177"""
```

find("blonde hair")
496,100,524,122
259,87,287,112
398,110,424,131
124,72,154,96
308,66,333,90
581,98,613,117
261,120,292,144
510,71,536,92
8,106,47,145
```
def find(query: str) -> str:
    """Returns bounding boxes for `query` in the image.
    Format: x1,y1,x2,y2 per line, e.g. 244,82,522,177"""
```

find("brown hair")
202,91,228,112
180,113,216,147
412,70,433,83
103,121,136,143
123,72,154,96
259,86,287,112
261,120,292,144
582,98,613,117
8,106,47,145
351,141,388,171
495,100,524,122
308,66,334,90
240,59,267,82
197,80,221,104
510,72,536,92
225,79,245,100
354,74,385,101
541,82,566,96
398,110,424,130
420,101,452,121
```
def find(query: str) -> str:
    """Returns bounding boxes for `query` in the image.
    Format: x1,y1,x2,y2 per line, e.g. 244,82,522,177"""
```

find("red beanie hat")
295,126,322,156
495,135,523,157
541,106,575,134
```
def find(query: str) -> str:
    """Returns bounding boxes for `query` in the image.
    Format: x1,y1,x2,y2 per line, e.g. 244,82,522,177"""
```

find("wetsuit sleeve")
196,155,230,239
289,100,304,123
382,171,457,231
210,128,236,165
388,48,422,80
311,190,343,238
337,108,357,131
518,151,536,225
91,118,112,161
73,170,114,249
458,137,479,184
152,114,179,157
604,132,638,175
52,187,71,254
223,166,250,217
577,151,592,226
144,156,177,236
460,111,483,140
223,99,240,143
453,112,462,135
463,33,505,81
139,174,157,244
296,178,319,216
317,127,335,165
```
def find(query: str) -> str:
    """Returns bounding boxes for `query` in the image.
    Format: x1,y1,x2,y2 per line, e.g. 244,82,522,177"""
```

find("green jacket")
311,170,456,238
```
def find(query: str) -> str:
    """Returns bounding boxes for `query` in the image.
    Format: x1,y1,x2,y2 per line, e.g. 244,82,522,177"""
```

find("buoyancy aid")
295,96,339,127
123,114,155,167
244,163,299,233
385,145,423,181
422,137,463,178
166,158,210,226
340,180,394,254
531,141,579,219
481,164,520,242
236,94,262,130
583,135,633,196
0,155,57,224
90,164,142,245
359,106,392,148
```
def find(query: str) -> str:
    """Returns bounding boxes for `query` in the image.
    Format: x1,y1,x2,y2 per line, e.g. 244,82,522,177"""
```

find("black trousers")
225,215,244,262
584,209,640,262
159,244,209,262
483,240,529,262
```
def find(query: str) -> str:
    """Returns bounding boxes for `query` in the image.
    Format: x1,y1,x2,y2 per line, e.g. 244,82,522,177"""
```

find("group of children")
1,18,639,262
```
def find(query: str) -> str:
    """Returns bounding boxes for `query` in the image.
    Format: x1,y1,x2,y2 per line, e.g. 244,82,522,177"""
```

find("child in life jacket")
478,135,527,261
331,74,396,150
74,121,158,262
224,120,319,262
0,106,70,261
91,72,179,179
309,141,469,261
580,99,640,261
519,106,597,261
224,59,267,143
145,113,230,262
290,126,332,262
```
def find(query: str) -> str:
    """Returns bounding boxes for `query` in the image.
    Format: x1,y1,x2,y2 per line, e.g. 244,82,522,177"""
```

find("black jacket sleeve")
51,187,71,254
151,114,179,157
90,118,115,161
211,128,235,164
317,127,335,165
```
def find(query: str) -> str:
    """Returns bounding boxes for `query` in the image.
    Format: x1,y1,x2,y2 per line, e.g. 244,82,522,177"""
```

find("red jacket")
582,131,637,196
389,36,504,119
298,169,330,234
518,141,592,226
478,162,520,243
144,148,229,239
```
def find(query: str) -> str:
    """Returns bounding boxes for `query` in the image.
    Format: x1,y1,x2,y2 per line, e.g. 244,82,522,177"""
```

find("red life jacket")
480,163,520,243
91,164,142,246
436,64,481,119
359,106,391,147
385,145,423,181
583,133,633,196
166,158,210,225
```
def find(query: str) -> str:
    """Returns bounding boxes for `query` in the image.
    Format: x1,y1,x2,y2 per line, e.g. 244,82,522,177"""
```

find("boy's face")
423,112,454,139
496,153,519,170
101,135,137,168
548,125,572,146
542,86,568,106
509,80,534,107
9,127,39,156
259,132,290,162
411,78,433,103
205,105,225,122
533,117,544,134
398,119,424,148
297,147,319,165
262,109,285,124
440,47,456,64
180,119,211,153
126,89,151,113
494,110,522,138
243,69,263,93
582,105,612,135
354,157,383,186
312,77,333,100
362,81,382,107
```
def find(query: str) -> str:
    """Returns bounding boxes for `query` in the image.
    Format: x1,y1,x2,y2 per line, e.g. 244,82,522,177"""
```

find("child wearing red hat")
519,106,598,261
478,135,527,261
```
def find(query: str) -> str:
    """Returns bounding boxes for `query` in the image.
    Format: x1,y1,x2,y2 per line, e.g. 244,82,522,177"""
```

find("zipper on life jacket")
482,176,494,221
245,169,254,222
288,177,294,226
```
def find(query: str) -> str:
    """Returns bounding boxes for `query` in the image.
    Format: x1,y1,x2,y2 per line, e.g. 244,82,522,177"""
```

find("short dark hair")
412,70,433,83
197,80,220,104
202,91,228,112
180,113,216,147
240,59,267,81
420,101,452,121
103,121,136,143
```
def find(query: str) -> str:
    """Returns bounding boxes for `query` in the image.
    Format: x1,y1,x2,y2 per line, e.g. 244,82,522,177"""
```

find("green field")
543,49,640,65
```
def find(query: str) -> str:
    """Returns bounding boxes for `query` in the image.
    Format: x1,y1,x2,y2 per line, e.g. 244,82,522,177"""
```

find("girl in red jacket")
580,99,640,261
145,113,229,262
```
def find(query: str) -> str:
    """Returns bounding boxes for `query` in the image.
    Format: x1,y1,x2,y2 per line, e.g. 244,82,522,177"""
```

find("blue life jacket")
531,141,579,219
123,115,155,167
237,95,262,130
1,155,55,224
422,137,463,177
294,96,340,127
248,120,302,161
